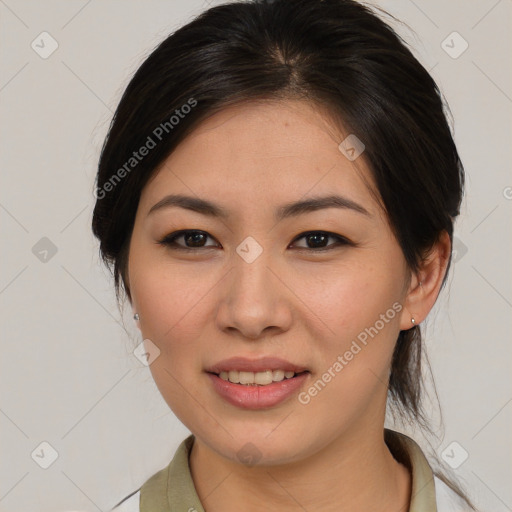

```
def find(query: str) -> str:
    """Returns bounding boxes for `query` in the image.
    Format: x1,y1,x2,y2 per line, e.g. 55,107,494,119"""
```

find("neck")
189,425,411,512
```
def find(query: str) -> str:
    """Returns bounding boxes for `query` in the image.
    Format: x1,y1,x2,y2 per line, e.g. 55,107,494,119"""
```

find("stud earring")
411,317,416,325
134,313,139,321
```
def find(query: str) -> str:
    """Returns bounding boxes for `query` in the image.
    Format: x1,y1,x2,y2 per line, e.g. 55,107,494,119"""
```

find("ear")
399,230,451,330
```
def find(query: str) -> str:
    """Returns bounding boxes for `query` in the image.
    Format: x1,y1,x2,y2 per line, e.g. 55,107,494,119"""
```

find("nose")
215,248,293,340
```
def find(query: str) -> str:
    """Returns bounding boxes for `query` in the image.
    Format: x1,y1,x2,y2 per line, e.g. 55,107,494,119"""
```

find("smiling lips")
206,356,310,409
207,356,309,385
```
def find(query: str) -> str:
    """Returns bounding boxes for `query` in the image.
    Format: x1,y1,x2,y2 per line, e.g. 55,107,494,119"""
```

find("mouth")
205,357,311,410
206,370,310,411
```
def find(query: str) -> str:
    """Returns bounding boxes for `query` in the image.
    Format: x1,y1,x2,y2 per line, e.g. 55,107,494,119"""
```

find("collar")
139,429,437,511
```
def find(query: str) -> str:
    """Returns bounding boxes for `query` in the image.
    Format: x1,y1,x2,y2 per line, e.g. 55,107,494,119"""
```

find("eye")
289,231,352,251
157,229,352,252
157,230,220,250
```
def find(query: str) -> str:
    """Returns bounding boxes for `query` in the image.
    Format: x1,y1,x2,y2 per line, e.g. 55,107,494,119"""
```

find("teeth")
218,369,299,385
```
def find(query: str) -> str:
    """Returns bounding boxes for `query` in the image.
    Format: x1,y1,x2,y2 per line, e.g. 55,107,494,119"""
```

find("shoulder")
110,489,140,512
109,435,194,512
435,476,471,511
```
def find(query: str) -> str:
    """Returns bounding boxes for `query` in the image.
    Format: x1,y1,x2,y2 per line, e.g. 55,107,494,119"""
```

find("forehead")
141,99,378,215
178,99,349,165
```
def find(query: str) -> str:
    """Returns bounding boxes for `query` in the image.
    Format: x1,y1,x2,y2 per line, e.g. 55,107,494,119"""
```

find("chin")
198,424,311,467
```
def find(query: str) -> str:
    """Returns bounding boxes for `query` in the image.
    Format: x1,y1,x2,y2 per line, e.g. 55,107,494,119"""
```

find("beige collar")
140,429,437,511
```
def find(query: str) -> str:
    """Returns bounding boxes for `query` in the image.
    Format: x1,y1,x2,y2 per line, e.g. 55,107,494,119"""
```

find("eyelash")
156,230,353,252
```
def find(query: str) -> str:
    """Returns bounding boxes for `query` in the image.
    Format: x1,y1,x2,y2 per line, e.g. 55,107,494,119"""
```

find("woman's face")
127,99,413,464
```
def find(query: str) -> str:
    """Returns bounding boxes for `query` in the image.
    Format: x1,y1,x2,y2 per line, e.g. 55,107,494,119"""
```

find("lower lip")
207,372,309,410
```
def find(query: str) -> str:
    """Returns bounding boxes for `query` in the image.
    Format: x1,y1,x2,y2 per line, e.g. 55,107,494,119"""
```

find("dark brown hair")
92,0,472,506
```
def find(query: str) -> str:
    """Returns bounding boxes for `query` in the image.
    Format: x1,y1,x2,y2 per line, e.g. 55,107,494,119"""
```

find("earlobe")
399,231,451,330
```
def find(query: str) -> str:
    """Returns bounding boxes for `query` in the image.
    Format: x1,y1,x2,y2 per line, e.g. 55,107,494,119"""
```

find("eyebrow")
148,193,371,220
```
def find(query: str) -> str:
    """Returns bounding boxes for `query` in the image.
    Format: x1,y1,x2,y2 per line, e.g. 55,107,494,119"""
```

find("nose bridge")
233,241,271,298
232,239,275,310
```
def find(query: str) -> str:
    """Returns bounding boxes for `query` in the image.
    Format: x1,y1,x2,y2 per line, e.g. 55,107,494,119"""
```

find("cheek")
294,258,405,412
128,247,220,401
129,231,218,335
129,261,216,425
291,270,403,433
295,260,403,342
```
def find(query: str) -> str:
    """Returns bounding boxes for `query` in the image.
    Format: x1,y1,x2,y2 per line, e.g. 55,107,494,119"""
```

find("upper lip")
206,356,309,374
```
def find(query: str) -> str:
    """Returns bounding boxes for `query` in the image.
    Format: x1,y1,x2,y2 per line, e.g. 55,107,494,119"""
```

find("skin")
126,99,451,511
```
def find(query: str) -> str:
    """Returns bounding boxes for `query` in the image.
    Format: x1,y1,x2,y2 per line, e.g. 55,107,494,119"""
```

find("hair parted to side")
92,0,472,507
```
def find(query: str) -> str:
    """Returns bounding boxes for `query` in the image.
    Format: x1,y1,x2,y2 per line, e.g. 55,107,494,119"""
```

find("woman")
92,0,474,510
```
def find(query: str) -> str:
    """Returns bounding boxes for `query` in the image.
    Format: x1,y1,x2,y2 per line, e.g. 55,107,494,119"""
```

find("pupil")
186,232,205,247
308,233,327,248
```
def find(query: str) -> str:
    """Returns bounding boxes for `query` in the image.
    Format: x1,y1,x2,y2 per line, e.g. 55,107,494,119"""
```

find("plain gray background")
1,1,511,511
